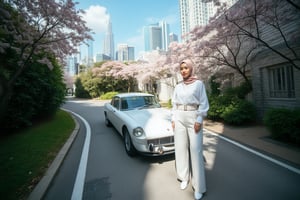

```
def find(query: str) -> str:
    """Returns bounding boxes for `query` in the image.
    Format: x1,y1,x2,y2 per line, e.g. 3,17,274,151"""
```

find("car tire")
123,128,137,157
104,112,112,127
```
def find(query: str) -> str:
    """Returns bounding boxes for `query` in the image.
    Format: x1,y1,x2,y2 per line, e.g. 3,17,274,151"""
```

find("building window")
268,65,295,98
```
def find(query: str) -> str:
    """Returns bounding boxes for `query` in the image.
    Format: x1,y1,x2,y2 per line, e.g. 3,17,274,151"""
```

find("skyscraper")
179,0,238,39
103,19,115,60
144,23,162,51
65,55,77,76
143,21,170,52
160,21,170,50
117,44,135,61
87,39,93,67
169,32,178,43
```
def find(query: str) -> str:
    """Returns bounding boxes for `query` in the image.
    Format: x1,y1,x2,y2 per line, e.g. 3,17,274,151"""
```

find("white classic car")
104,92,174,156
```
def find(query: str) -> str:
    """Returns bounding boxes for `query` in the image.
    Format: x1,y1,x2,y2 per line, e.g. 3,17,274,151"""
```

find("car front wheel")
123,128,137,157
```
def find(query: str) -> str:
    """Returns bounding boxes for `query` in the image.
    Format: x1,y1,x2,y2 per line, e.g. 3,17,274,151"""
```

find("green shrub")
223,81,252,99
207,81,254,123
209,75,221,97
74,77,91,98
100,91,119,100
263,108,300,145
221,99,256,125
3,55,66,132
207,95,232,120
290,109,300,145
75,67,136,98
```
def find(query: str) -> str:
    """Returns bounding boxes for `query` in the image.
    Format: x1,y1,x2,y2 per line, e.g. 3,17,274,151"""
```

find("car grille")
147,136,174,145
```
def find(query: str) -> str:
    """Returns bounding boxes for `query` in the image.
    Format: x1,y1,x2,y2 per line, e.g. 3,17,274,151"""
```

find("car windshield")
121,96,161,110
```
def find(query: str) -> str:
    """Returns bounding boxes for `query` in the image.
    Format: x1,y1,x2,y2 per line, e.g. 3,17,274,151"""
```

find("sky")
76,0,181,60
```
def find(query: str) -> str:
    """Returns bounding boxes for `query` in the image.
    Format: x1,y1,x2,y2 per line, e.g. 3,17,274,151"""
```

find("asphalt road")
43,99,300,200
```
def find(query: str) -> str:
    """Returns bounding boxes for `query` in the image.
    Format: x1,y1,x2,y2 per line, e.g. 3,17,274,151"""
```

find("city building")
86,39,94,67
117,44,135,61
143,21,170,52
179,0,238,39
160,21,170,51
169,32,178,43
65,55,78,76
95,53,111,62
128,46,135,61
103,19,115,60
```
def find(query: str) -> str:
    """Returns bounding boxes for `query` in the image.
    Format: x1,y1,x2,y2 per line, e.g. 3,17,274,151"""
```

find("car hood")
125,108,173,138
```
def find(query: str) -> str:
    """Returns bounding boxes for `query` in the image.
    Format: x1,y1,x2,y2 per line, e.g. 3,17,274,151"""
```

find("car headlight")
133,127,145,137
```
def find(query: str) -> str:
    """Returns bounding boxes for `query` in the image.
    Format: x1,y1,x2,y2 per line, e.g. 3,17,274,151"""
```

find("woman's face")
180,62,191,79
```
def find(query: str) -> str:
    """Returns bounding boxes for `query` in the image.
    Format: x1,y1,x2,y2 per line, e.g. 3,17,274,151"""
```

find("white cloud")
81,5,110,34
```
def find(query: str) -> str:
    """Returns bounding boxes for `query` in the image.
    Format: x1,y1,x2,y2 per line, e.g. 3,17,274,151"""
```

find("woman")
171,59,209,200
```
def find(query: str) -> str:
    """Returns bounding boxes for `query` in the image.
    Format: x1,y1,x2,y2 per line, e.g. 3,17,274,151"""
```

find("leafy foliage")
0,0,92,125
263,108,300,145
74,76,91,98
207,81,256,125
100,92,119,100
223,81,252,99
74,63,138,98
209,75,221,97
1,54,66,132
207,95,232,120
221,99,256,125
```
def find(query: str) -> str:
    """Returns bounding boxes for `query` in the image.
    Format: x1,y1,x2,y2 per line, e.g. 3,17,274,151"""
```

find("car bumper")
133,136,175,156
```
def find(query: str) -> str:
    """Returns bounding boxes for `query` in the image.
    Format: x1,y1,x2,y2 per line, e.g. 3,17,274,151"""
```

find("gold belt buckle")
184,105,187,111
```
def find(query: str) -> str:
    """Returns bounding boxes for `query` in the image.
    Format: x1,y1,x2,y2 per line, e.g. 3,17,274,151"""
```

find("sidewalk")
204,120,300,167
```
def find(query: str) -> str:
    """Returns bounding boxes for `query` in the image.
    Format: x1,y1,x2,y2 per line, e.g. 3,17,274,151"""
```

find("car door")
109,96,124,134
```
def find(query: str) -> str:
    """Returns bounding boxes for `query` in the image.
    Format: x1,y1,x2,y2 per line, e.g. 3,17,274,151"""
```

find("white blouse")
171,80,209,123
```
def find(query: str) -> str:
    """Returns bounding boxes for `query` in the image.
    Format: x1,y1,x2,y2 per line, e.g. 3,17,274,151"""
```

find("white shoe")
180,181,188,190
194,192,203,200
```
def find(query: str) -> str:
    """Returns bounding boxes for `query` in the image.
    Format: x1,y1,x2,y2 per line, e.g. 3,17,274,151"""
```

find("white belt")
176,104,199,111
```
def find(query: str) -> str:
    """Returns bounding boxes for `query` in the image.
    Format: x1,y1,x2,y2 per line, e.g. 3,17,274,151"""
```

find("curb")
28,112,80,200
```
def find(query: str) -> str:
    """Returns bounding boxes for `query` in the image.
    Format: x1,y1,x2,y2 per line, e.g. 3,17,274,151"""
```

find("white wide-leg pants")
174,110,206,193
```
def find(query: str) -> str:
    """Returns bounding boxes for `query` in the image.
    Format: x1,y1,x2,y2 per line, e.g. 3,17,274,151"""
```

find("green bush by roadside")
100,91,119,100
0,109,75,200
207,94,232,121
207,95,256,125
74,64,137,99
74,76,91,99
221,99,256,125
263,108,300,145
1,54,66,133
207,80,256,125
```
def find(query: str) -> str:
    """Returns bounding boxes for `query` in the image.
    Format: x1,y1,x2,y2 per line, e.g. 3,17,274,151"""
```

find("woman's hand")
194,122,202,133
172,121,175,130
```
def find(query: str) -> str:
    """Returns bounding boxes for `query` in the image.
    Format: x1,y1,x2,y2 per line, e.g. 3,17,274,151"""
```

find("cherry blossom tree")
164,42,193,87
223,0,300,70
170,0,299,90
93,61,138,92
187,14,257,86
93,51,177,94
0,0,92,119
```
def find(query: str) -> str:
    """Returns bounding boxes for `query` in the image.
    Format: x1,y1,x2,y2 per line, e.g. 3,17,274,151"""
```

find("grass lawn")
0,109,75,200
